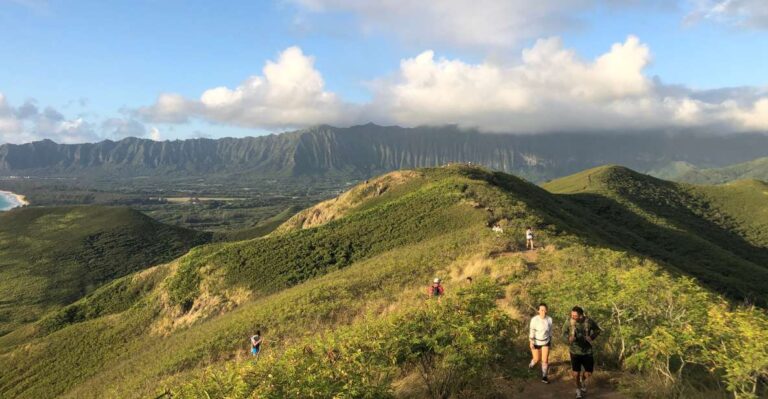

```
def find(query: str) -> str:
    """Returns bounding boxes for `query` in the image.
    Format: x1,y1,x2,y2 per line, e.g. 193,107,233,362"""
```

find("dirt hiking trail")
517,364,627,398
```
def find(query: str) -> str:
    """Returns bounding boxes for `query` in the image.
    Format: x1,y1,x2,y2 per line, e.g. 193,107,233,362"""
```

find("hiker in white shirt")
526,227,535,250
529,302,553,383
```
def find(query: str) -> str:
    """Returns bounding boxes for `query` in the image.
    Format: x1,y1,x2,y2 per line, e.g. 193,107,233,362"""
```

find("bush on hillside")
524,247,768,398
174,280,519,399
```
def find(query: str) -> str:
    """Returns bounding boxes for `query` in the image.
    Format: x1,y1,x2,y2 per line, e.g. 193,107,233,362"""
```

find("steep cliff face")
2,124,768,180
0,134,302,176
291,125,768,179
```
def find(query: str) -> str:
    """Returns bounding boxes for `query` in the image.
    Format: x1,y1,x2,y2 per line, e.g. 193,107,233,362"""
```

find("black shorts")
570,353,594,372
533,340,550,349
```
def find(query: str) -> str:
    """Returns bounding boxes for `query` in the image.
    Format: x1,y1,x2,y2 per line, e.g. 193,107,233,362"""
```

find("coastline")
0,190,29,211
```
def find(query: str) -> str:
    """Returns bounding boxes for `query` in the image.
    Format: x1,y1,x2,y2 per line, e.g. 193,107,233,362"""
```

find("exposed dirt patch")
274,170,422,233
150,262,252,336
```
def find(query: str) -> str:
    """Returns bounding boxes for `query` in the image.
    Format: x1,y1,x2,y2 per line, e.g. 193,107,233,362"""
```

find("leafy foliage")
175,280,518,399
520,246,768,398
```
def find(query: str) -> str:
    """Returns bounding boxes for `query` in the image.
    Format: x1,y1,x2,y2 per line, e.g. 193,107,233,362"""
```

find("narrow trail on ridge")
490,246,542,271
517,368,627,398
488,245,627,398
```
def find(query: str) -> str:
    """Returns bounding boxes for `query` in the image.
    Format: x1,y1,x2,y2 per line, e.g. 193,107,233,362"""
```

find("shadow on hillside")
553,192,768,306
455,168,768,306
611,174,768,267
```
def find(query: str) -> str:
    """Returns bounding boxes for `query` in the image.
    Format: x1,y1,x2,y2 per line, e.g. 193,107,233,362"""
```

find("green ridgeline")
673,157,768,184
1,165,767,398
543,165,768,303
0,206,211,336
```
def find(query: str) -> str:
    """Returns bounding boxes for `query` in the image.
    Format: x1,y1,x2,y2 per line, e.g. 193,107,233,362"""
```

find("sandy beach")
0,190,29,210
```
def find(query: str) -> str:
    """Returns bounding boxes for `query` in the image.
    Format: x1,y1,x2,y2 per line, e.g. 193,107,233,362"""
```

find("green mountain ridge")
664,156,768,184
544,165,768,301
3,124,768,182
1,165,767,398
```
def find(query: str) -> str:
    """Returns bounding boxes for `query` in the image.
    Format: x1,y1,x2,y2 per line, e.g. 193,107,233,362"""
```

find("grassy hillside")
0,206,210,336
647,160,698,181
211,205,301,242
0,166,504,397
695,179,768,246
653,157,768,184
543,165,768,303
1,165,767,399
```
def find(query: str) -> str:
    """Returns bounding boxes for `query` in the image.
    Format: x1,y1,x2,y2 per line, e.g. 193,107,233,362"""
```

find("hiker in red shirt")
428,278,445,302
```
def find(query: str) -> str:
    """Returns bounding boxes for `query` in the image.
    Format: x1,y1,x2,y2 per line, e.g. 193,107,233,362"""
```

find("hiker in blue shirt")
250,330,263,358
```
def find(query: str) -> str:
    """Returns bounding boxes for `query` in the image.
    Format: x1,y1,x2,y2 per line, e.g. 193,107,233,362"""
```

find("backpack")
570,318,591,339
432,284,442,297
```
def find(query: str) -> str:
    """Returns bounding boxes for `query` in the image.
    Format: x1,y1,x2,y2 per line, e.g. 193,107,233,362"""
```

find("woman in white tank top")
529,303,553,383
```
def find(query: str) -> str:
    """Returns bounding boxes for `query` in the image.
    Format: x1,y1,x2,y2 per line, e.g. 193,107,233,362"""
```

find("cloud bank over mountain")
0,94,98,144
0,94,163,144
136,37,768,134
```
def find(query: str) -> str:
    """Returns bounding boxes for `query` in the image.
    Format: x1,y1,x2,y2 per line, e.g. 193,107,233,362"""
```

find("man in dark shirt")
562,306,601,399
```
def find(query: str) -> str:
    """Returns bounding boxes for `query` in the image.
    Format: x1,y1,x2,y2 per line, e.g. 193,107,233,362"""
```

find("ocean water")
0,192,18,211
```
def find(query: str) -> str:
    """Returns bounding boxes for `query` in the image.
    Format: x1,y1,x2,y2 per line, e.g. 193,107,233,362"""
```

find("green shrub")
174,280,519,399
523,246,768,398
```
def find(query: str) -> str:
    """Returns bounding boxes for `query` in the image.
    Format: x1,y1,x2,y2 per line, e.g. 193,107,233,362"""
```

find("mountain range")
3,124,768,181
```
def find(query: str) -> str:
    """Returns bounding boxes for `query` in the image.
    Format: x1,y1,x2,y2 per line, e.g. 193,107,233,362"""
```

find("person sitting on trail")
428,278,445,299
526,227,535,250
529,302,553,384
250,330,263,357
562,306,601,399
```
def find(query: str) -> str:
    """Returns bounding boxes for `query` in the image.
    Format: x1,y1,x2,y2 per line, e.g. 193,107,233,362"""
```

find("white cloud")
0,93,101,144
687,0,768,29
294,0,580,50
0,94,24,135
293,0,670,51
149,126,161,141
131,38,767,135
727,98,768,129
138,93,197,124
139,46,356,129
370,36,768,132
101,117,148,138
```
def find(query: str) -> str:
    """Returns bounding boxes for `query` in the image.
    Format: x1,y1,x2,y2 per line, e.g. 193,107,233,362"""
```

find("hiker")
529,302,553,384
250,330,263,358
466,276,473,284
563,306,601,399
428,278,445,301
526,227,535,250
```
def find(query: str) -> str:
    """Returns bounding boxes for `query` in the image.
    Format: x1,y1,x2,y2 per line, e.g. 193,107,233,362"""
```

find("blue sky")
1,0,767,143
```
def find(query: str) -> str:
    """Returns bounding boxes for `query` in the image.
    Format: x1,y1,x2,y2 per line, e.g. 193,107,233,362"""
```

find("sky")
0,0,767,144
